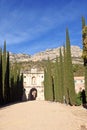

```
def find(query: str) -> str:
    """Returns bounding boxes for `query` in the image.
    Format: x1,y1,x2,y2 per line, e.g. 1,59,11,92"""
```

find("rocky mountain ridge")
9,46,83,64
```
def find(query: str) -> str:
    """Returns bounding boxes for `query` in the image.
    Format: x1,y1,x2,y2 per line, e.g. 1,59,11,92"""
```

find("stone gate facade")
23,68,85,100
23,68,44,100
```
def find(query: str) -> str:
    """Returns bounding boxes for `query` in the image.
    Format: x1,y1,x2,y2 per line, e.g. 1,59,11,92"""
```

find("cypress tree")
10,73,14,102
0,48,3,105
54,56,60,102
45,58,54,101
82,17,87,102
63,45,69,104
54,49,64,103
84,66,87,102
44,68,48,100
19,73,24,101
16,65,23,101
10,62,24,102
82,16,87,66
5,52,10,103
59,48,64,103
2,40,7,103
10,63,17,102
65,28,76,105
13,62,19,101
82,16,86,29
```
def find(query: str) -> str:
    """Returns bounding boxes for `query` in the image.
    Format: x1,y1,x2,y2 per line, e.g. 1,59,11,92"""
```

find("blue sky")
0,0,87,55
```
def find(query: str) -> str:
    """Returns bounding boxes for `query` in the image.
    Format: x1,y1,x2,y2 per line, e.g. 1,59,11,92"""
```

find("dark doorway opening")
28,88,37,101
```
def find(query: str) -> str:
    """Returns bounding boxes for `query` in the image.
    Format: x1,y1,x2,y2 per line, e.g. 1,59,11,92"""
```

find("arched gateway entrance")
23,68,44,100
28,88,37,100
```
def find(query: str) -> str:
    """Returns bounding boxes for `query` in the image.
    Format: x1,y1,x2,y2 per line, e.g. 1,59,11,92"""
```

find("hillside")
9,46,83,64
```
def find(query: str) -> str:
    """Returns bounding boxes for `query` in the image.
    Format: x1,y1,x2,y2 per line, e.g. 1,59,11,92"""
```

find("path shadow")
22,88,27,102
83,104,87,109
0,101,22,110
81,125,87,130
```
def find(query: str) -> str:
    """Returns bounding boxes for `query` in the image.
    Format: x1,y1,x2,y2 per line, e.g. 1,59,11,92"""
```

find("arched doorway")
28,88,37,100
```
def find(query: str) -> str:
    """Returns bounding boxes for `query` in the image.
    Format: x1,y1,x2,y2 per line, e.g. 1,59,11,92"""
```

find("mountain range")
9,46,83,64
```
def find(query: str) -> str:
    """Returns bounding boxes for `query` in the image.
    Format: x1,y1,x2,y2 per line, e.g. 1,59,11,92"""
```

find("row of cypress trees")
44,17,87,105
0,41,24,106
44,28,76,105
82,16,87,102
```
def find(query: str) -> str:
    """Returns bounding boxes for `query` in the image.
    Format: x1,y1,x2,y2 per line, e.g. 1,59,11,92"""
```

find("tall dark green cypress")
59,48,64,103
0,42,24,104
5,52,10,103
54,56,60,102
2,40,7,103
19,73,24,101
44,68,48,100
0,48,3,104
84,66,87,101
16,65,23,101
82,17,87,66
65,28,76,105
45,58,54,101
63,45,68,104
10,62,24,102
82,16,86,29
13,62,19,101
82,17,87,101
9,66,14,102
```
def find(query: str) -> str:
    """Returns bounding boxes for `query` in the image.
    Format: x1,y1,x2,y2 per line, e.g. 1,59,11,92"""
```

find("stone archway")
28,88,37,101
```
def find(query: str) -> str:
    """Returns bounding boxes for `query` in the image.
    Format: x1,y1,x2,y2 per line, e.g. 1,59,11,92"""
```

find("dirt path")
0,101,87,130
